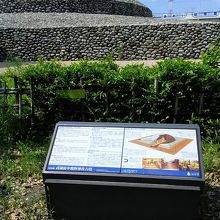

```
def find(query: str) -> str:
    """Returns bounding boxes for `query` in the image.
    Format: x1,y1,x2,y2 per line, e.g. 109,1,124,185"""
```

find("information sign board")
47,126,124,173
46,122,203,179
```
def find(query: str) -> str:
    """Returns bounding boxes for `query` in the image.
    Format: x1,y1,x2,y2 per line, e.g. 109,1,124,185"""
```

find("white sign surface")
48,126,124,172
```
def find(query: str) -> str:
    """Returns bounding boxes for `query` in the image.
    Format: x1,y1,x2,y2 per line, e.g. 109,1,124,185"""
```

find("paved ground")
0,60,163,74
0,59,201,74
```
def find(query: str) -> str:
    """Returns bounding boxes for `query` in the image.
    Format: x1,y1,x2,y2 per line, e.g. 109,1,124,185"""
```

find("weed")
0,142,48,219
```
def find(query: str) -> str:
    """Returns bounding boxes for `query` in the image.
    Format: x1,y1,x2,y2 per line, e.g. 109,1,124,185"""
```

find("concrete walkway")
0,59,200,74
0,60,162,74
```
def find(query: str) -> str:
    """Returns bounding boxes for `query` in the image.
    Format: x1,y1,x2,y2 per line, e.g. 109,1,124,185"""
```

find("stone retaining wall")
0,0,152,17
0,23,219,61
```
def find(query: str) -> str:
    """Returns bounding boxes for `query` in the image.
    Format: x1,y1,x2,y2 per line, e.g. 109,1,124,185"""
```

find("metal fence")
154,11,220,20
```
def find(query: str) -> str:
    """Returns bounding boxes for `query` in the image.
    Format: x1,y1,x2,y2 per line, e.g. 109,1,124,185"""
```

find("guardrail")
154,11,220,20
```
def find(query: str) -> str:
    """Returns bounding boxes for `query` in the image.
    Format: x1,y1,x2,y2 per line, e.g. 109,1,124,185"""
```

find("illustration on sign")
121,128,200,177
142,157,199,171
130,133,193,155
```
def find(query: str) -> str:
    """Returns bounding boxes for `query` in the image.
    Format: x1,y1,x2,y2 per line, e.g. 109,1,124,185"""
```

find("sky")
140,0,220,14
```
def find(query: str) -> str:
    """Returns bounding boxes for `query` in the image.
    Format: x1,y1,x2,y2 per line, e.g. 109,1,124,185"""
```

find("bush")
203,142,220,170
201,35,220,68
148,59,220,124
0,57,219,143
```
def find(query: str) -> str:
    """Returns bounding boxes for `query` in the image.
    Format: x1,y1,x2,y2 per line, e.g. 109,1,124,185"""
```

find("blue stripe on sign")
47,165,200,177
121,168,200,177
47,165,120,173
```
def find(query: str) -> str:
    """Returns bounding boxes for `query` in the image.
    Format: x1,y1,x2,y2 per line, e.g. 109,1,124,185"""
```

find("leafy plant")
0,141,48,220
1,57,220,143
203,142,220,171
201,35,220,68
0,56,220,219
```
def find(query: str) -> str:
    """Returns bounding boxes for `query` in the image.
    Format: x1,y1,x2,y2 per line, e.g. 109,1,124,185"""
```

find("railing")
154,11,220,20
0,78,33,118
191,11,220,17
153,13,185,19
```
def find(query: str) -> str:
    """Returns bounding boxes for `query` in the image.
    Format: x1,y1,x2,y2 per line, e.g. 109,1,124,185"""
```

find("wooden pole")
173,96,179,123
198,93,204,116
3,81,7,115
154,78,158,93
14,77,19,110
30,77,34,127
131,77,135,119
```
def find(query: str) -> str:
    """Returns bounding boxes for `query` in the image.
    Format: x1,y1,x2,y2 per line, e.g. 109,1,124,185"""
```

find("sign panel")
121,128,200,177
47,123,202,178
47,126,124,173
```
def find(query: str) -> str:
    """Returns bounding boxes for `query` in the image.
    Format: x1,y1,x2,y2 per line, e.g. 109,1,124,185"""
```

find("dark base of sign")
45,182,201,220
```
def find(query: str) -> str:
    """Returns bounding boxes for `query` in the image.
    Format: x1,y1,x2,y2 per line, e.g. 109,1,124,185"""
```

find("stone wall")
0,23,219,61
0,0,152,17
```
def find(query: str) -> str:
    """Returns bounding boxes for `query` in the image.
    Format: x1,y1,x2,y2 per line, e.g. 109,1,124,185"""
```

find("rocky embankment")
0,13,219,61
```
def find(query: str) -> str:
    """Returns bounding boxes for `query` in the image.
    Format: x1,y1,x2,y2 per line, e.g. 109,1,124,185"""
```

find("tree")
201,36,220,68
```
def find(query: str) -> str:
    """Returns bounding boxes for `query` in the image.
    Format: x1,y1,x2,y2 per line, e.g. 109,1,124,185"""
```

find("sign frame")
43,121,205,187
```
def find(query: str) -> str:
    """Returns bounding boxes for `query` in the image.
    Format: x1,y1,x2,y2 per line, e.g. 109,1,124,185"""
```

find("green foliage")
0,142,48,181
0,56,220,218
0,78,33,143
0,141,48,219
203,142,220,171
201,35,220,68
1,57,220,143
150,59,220,123
57,89,86,101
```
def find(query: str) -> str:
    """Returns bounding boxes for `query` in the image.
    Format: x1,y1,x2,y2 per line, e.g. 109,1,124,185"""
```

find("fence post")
14,77,19,111
18,84,22,117
30,77,34,127
154,78,158,93
104,87,110,118
131,77,135,120
2,81,7,115
173,96,179,123
198,93,204,116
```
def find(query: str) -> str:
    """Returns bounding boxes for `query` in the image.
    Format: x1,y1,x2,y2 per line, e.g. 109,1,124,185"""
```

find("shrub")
201,35,220,68
0,58,219,143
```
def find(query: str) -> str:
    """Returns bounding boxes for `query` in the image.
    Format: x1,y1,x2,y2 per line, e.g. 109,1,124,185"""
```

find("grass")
0,139,219,219
0,142,48,220
203,141,220,171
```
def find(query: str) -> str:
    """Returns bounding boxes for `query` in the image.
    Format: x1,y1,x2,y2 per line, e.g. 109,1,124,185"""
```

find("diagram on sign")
129,133,193,155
